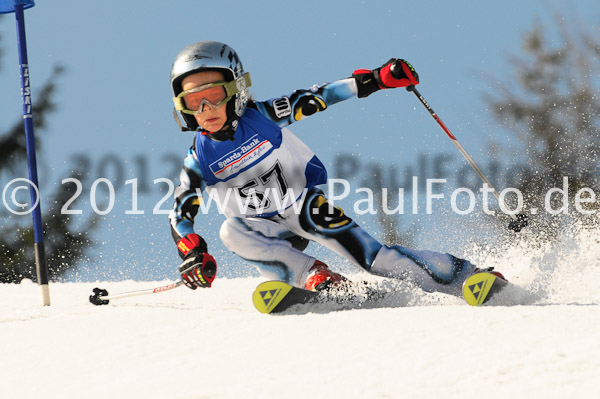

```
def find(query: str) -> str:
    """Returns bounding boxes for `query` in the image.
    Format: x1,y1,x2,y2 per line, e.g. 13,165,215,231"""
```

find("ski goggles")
173,73,252,115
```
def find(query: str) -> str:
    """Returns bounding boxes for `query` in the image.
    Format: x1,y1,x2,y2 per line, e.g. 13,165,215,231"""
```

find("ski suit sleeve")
169,147,206,248
251,77,358,128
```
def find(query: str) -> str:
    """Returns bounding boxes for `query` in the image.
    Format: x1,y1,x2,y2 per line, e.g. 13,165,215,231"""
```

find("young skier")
168,41,500,295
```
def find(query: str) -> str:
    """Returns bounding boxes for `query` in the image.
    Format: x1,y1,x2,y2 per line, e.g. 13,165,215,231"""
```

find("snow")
2,225,600,399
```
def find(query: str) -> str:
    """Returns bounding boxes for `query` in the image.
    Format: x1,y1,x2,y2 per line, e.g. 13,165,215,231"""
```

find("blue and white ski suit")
170,77,474,294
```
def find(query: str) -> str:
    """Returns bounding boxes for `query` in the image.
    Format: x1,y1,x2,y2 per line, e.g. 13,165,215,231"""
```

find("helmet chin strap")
200,125,236,142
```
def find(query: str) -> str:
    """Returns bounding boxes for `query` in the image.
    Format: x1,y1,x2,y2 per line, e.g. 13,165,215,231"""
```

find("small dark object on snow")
89,288,109,305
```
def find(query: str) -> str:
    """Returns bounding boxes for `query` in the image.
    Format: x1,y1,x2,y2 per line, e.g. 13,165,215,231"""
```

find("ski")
252,280,383,314
462,271,508,306
252,281,319,314
254,271,510,313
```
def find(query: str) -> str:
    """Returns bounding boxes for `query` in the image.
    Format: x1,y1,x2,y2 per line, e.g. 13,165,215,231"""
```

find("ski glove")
179,250,217,289
177,233,215,289
353,59,419,98
176,233,208,259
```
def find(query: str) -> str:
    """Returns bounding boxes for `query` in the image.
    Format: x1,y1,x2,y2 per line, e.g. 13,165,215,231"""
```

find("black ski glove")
352,59,419,98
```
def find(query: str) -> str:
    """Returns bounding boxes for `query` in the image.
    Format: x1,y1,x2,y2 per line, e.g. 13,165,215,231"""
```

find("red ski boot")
473,267,507,281
304,260,346,292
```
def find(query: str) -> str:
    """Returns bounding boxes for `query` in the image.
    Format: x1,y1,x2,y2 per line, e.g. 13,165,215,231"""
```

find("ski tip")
462,272,508,306
252,281,294,314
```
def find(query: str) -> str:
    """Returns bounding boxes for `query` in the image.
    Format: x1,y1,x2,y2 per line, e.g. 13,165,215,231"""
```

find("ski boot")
473,267,507,282
304,260,347,292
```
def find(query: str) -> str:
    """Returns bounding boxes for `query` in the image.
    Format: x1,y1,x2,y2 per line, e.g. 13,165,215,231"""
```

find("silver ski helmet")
170,41,251,137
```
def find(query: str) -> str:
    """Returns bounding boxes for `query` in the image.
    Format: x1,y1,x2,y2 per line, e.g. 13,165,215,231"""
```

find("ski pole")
406,85,528,232
1,1,51,305
89,280,184,305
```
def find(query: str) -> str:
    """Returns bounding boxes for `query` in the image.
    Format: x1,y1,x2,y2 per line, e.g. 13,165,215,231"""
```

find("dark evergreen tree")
485,20,600,238
0,21,99,283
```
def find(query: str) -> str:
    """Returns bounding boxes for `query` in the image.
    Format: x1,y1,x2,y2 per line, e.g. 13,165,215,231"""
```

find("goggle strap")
173,108,194,132
223,73,252,97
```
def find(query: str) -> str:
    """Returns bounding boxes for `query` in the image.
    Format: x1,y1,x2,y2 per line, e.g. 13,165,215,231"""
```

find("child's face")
181,71,228,132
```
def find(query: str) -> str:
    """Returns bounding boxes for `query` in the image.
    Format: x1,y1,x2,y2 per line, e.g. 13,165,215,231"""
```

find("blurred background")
1,0,599,282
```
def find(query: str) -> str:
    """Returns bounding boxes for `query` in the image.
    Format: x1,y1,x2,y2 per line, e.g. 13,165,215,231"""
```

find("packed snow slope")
2,224,599,399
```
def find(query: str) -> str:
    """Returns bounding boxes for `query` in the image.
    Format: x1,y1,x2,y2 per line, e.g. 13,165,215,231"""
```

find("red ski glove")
176,233,207,258
179,251,217,289
353,59,419,98
176,233,216,289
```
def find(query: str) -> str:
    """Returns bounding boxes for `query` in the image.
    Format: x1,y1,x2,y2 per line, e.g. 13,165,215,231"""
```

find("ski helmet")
170,41,251,139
